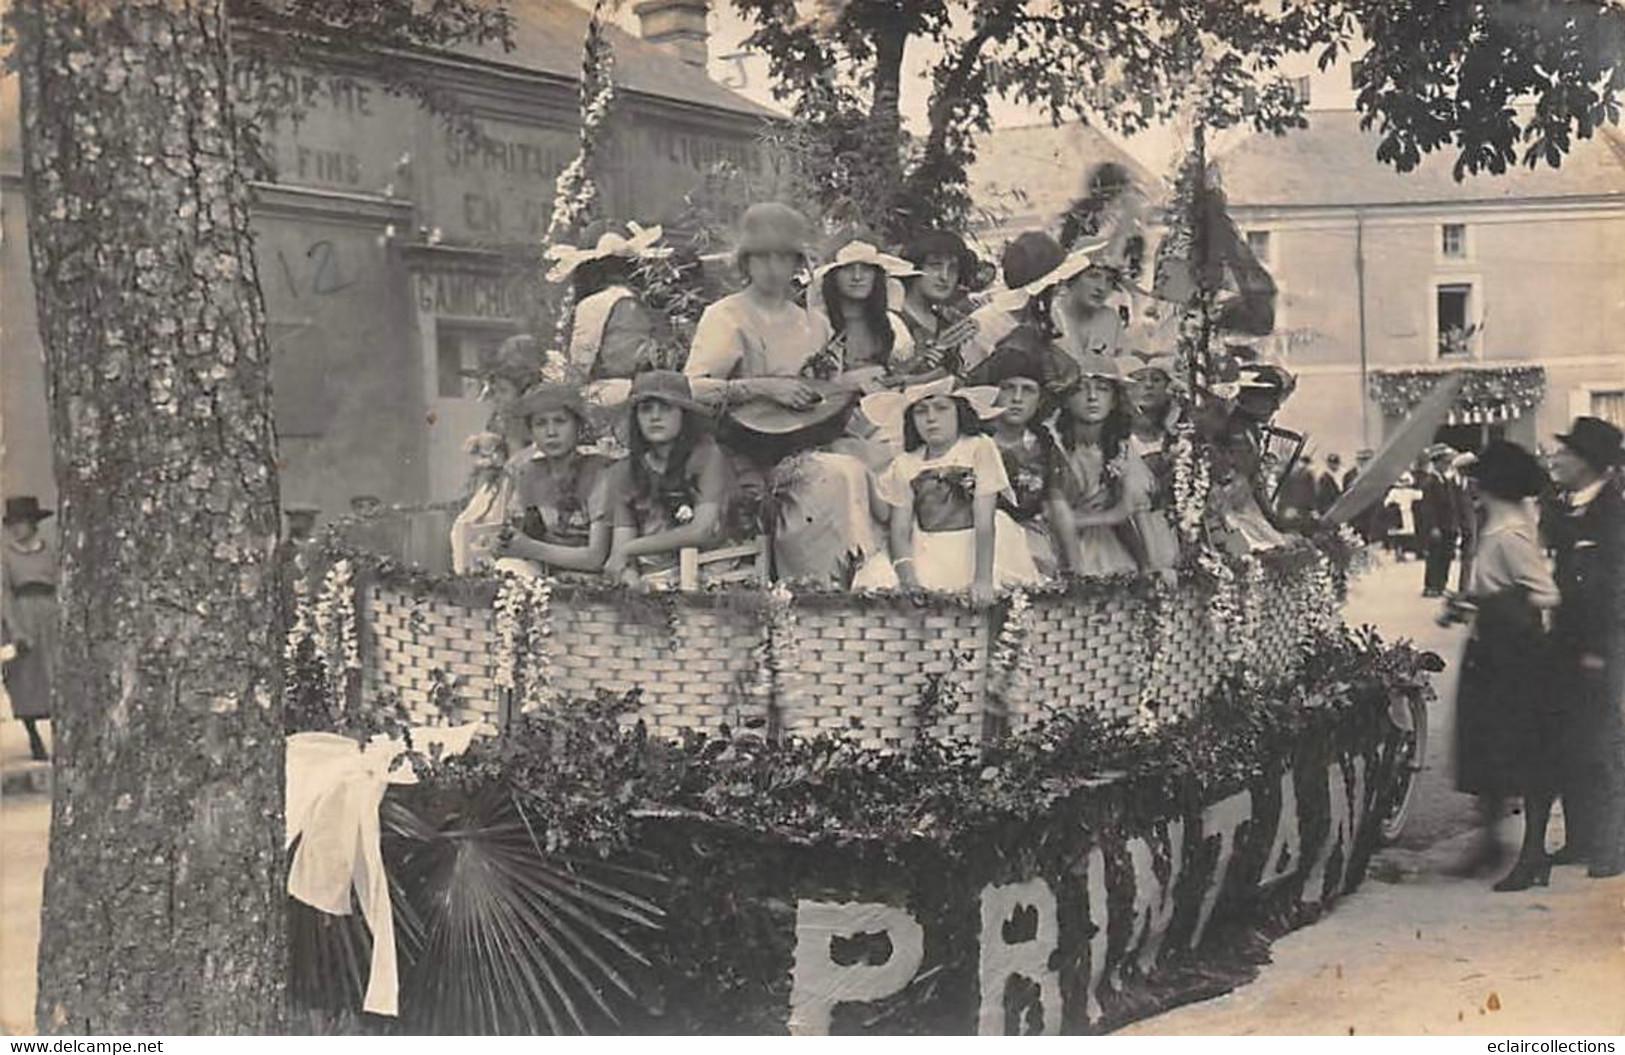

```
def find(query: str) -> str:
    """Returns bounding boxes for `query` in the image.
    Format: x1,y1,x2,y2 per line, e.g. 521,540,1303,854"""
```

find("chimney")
633,0,710,70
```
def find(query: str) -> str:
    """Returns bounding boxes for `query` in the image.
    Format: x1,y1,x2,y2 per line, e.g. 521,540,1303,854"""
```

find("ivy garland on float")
283,535,1437,1035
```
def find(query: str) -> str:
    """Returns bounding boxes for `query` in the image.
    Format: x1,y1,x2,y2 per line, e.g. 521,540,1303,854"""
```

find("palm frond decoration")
287,796,430,1029
390,784,666,1035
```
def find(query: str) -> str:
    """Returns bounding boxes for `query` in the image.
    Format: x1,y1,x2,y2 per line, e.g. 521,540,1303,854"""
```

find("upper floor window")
1246,230,1272,265
1441,223,1468,260
1436,283,1475,358
1292,76,1312,105
1350,59,1365,88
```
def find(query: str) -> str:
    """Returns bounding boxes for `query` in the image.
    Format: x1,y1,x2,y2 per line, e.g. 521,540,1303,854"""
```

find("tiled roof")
1220,109,1625,207
968,122,1164,234
446,0,777,120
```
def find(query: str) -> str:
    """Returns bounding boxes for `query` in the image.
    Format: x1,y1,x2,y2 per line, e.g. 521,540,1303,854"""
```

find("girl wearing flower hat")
1054,354,1156,576
864,379,1040,603
974,230,1114,375
602,371,736,588
814,231,916,372
492,383,614,576
545,221,668,380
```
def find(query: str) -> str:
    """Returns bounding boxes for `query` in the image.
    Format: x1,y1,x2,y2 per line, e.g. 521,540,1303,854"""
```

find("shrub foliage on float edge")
288,624,1441,1035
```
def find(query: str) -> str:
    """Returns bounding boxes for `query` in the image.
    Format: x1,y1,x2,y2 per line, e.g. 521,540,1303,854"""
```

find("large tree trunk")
16,0,286,1034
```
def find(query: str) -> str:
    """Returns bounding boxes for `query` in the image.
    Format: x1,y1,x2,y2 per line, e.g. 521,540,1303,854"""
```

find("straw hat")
993,231,1111,312
545,221,670,283
813,236,919,281
859,375,1002,437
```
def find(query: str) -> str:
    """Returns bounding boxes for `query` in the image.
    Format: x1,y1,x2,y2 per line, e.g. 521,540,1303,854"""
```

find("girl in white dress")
864,378,1041,605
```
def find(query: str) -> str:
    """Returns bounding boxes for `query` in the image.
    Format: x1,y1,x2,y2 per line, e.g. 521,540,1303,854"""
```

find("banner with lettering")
631,704,1399,1035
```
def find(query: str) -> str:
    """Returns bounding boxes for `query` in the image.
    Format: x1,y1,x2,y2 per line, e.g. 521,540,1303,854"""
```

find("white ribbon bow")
285,724,483,1016
545,222,671,283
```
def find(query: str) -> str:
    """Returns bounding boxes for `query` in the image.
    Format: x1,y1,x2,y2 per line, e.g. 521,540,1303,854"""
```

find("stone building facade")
1219,110,1625,461
1,0,773,517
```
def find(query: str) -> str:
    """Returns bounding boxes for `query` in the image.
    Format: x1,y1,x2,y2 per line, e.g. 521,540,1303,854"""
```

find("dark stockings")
22,716,48,761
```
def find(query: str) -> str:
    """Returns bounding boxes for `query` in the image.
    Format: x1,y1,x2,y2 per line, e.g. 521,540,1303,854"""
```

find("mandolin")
725,314,983,436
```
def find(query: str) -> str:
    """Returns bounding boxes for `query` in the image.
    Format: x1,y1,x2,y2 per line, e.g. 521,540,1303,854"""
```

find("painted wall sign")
413,271,527,321
235,66,417,195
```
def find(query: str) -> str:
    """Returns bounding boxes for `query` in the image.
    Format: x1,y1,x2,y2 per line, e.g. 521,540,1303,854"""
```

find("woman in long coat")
3,496,58,761
1447,442,1564,891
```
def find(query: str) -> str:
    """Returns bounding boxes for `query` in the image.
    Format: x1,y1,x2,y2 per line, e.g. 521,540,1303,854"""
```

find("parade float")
279,10,1441,1036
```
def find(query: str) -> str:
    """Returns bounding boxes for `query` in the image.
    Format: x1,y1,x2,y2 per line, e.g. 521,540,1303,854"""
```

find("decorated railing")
290,516,1345,746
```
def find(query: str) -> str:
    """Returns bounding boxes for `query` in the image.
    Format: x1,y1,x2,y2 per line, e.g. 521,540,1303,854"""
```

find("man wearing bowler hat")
1543,416,1625,877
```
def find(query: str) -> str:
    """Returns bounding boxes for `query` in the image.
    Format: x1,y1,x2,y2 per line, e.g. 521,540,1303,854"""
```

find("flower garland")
748,581,799,716
544,2,617,348
493,574,523,696
494,572,557,715
1233,554,1268,687
312,558,361,709
1368,365,1545,422
987,588,1032,723
1168,424,1208,545
284,561,314,683
1134,574,1177,735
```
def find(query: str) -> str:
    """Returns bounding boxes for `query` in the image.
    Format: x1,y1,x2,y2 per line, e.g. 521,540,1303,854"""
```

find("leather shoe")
1587,862,1623,879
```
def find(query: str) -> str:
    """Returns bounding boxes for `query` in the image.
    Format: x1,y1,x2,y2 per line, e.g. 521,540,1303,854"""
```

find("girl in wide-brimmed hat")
546,221,670,380
1052,353,1164,576
863,377,1042,603
491,382,616,577
3,496,57,761
601,371,737,588
813,229,918,372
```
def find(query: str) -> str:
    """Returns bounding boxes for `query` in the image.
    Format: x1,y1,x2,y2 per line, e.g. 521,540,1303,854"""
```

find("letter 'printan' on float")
788,901,924,1035
978,879,1061,1035
1192,790,1251,950
1259,768,1302,887
1304,757,1367,906
1121,819,1185,983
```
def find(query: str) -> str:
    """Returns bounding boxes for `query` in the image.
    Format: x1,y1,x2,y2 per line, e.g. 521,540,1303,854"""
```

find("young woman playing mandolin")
683,203,896,589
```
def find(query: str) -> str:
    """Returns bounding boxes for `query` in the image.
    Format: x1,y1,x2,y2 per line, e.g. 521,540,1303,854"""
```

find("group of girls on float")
455,202,1189,599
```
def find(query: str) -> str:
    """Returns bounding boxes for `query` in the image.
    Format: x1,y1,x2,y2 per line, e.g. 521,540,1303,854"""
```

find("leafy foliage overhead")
1336,0,1625,178
735,0,1625,239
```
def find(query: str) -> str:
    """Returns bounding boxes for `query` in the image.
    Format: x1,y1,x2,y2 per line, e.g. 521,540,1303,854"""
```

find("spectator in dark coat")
1543,417,1625,878
1419,444,1462,596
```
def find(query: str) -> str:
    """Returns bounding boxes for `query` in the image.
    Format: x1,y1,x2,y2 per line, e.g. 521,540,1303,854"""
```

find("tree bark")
16,0,286,1034
867,23,906,190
